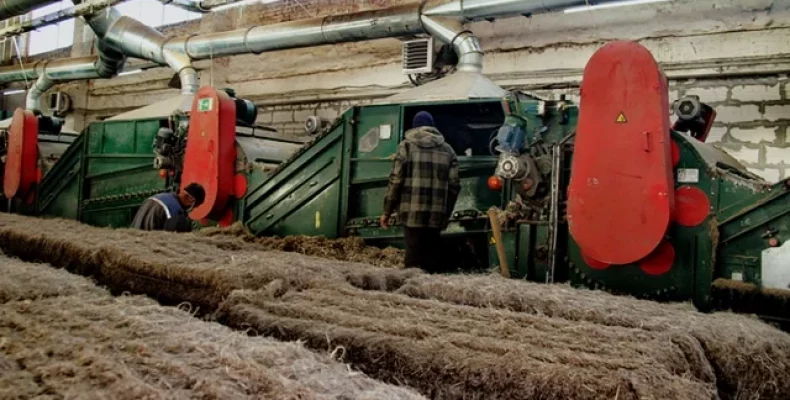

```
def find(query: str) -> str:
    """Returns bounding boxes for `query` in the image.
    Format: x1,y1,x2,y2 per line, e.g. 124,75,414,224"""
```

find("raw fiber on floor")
198,222,405,268
1,214,789,399
0,256,424,400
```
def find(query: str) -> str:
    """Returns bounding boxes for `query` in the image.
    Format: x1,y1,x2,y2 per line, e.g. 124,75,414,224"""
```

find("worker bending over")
381,111,461,272
131,183,205,232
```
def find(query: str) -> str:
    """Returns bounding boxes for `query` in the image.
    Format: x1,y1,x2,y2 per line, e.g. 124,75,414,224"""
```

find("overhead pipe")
24,56,111,110
163,0,620,72
421,0,602,21
0,2,129,111
0,55,121,111
419,15,483,72
83,7,199,94
157,0,208,13
162,2,485,72
0,0,126,39
0,0,58,21
0,5,195,110
163,3,424,60
1,0,621,105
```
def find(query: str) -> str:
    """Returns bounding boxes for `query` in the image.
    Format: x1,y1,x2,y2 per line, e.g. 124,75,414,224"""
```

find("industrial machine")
0,109,75,211
239,71,567,269
238,40,790,323
10,40,788,324
492,41,790,324
16,87,301,227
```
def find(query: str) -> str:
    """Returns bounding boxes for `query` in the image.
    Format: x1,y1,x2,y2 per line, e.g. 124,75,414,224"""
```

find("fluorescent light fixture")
212,0,279,12
2,89,25,96
118,69,143,76
564,0,670,13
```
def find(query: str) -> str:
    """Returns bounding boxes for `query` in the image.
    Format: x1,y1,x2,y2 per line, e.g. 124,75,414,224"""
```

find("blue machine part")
496,116,527,154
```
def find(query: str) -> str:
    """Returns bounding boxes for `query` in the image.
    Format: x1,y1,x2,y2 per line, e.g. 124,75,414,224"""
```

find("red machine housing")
3,109,39,203
181,87,238,223
567,41,675,265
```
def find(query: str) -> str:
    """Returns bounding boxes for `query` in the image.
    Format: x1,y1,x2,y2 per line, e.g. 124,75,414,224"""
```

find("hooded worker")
381,111,461,273
130,183,205,233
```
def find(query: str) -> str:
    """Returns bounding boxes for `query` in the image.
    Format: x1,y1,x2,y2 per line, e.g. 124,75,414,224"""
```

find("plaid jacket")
383,127,461,228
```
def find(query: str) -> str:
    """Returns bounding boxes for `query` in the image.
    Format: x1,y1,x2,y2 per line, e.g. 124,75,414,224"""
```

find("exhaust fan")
402,38,434,75
49,91,72,116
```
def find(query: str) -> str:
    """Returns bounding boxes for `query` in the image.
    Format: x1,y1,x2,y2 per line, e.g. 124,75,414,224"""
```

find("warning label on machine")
677,168,700,183
615,112,627,123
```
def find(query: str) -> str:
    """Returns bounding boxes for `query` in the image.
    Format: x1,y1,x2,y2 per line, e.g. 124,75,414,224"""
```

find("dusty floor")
0,213,788,399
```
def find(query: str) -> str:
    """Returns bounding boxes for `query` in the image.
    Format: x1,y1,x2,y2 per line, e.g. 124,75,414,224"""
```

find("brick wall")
257,98,377,139
681,76,789,182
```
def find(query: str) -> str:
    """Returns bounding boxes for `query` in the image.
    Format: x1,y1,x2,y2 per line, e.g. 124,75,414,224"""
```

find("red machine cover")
4,109,39,201
182,87,237,221
567,41,674,265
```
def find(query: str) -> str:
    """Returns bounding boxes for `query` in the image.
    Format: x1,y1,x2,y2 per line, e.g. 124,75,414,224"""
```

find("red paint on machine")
639,241,675,276
673,185,710,227
4,109,39,201
182,87,237,221
567,41,675,265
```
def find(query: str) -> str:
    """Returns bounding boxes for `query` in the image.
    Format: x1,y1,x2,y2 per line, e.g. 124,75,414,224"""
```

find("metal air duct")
0,52,123,111
161,2,484,73
0,0,622,109
163,0,620,73
157,0,208,13
83,7,199,94
0,0,58,21
421,0,599,20
163,3,424,60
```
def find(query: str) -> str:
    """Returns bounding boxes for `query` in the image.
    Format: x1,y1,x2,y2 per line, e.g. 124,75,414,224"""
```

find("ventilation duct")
83,7,199,94
157,0,209,13
0,54,123,111
421,0,594,20
0,2,198,110
161,0,619,72
0,0,622,110
0,0,58,21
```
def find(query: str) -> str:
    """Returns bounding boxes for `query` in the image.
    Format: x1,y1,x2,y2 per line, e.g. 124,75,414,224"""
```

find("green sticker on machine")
197,98,213,112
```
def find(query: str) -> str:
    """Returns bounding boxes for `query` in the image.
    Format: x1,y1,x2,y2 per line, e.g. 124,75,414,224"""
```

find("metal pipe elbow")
25,73,54,111
419,15,484,73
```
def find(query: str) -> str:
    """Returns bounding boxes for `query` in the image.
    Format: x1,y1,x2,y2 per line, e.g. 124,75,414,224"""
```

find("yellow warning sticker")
490,236,497,245
616,112,628,123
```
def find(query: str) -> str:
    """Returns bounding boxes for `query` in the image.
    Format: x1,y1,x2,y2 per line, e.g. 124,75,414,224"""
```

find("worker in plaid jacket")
381,111,461,272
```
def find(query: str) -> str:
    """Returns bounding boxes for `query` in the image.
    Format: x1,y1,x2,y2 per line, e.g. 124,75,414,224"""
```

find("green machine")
242,71,575,269
0,111,75,213
241,42,790,323
489,41,790,325
18,90,302,227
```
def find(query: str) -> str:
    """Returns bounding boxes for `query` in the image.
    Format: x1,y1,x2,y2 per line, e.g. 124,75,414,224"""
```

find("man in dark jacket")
381,111,461,272
130,182,205,232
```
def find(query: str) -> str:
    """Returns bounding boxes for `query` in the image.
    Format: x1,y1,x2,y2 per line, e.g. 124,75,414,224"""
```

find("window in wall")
28,0,75,55
116,0,201,28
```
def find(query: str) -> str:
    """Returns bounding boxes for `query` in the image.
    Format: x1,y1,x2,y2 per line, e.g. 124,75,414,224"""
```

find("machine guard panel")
182,87,237,221
567,41,674,265
4,108,39,202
